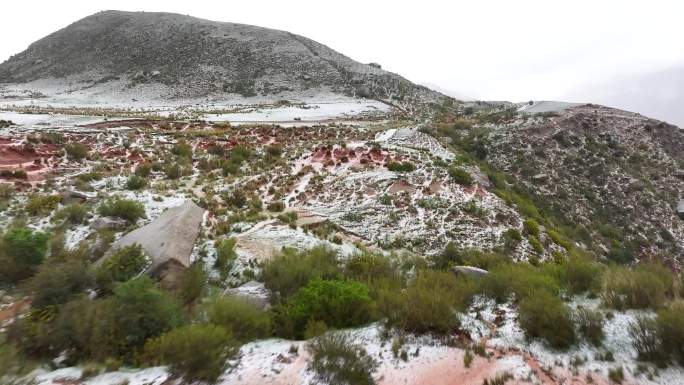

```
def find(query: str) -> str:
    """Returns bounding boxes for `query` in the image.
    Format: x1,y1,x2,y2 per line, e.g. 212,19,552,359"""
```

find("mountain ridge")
0,10,445,107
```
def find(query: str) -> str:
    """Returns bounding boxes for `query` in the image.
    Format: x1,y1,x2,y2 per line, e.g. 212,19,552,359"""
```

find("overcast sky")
2,0,684,102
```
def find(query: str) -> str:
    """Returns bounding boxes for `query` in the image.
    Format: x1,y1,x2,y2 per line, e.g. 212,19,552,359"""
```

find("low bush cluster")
64,142,89,160
204,296,271,342
518,291,576,349
54,203,89,225
381,270,475,334
261,246,340,300
214,238,237,279
95,244,149,293
275,279,372,338
448,166,473,186
600,263,673,310
386,161,416,173
307,332,378,385
98,198,146,223
25,194,61,216
125,175,148,190
0,227,50,284
143,324,237,383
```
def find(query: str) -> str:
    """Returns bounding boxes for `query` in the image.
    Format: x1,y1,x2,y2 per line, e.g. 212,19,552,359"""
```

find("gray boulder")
103,200,205,287
678,200,684,219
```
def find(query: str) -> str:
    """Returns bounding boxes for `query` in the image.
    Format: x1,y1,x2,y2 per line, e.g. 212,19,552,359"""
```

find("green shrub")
134,163,152,177
25,194,61,216
125,175,148,190
463,349,474,368
448,166,473,186
77,172,103,182
345,252,397,284
307,333,378,385
27,259,91,309
95,244,148,292
432,244,507,270
277,211,297,226
105,277,184,357
54,203,89,225
165,163,182,179
383,270,474,334
214,238,237,279
518,291,576,349
171,140,193,159
0,341,35,379
480,263,560,303
0,169,28,180
98,198,146,223
38,131,65,144
557,255,602,294
547,228,573,250
608,367,624,384
386,161,416,173
261,247,340,300
64,142,89,160
265,145,283,158
267,201,285,212
600,264,673,310
228,145,251,164
205,295,271,342
176,263,206,305
523,219,540,236
629,315,663,363
304,319,329,339
657,301,684,365
528,235,544,253
143,324,236,383
575,307,604,346
501,228,522,252
0,227,49,283
277,279,371,337
49,277,184,362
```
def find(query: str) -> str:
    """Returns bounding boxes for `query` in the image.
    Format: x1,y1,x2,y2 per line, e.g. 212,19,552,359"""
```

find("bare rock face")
0,10,443,106
105,200,205,282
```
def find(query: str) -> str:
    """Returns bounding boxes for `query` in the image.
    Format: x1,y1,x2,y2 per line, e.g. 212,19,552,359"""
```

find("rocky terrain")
0,10,683,385
483,103,684,264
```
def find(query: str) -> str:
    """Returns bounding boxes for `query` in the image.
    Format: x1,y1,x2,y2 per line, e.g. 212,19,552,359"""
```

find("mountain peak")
0,11,443,106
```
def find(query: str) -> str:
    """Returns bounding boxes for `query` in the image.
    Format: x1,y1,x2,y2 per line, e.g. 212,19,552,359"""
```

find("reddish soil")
389,179,416,194
0,298,31,324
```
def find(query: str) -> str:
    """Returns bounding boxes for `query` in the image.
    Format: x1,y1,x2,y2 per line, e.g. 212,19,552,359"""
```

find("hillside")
1,10,684,385
0,11,443,108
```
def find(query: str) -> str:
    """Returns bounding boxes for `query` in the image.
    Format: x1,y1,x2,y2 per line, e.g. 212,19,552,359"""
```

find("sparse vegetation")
98,197,146,223
448,166,473,186
0,227,50,283
143,324,236,383
307,333,378,385
64,142,89,160
517,291,576,349
204,295,271,342
386,161,416,172
214,238,237,278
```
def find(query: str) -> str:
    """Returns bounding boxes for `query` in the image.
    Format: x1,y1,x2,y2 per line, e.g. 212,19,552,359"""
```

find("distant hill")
0,10,445,107
564,65,684,128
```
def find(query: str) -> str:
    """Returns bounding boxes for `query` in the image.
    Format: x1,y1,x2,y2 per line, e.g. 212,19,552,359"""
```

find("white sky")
2,0,684,102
